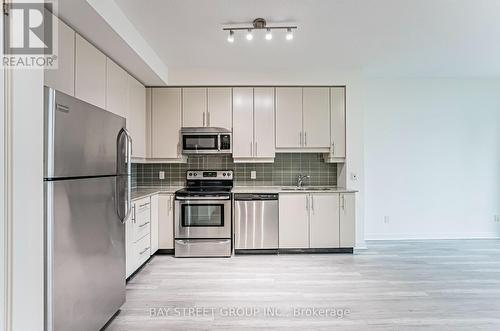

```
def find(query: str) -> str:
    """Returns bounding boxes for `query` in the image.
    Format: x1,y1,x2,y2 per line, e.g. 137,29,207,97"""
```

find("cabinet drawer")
135,217,150,242
135,198,151,214
135,234,151,266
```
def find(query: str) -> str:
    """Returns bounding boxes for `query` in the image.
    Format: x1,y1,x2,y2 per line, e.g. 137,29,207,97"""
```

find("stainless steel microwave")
181,127,232,154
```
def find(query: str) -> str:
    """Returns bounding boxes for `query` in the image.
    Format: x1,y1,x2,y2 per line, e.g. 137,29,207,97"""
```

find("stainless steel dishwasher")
234,193,279,252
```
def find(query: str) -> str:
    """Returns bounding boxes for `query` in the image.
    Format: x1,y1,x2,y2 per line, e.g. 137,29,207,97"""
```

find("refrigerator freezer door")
44,87,126,179
45,177,125,331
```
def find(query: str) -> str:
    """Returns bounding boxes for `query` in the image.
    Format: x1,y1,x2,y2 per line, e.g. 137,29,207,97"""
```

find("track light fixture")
223,18,297,43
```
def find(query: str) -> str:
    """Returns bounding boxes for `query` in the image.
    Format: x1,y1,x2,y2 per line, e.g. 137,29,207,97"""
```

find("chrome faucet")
297,174,310,188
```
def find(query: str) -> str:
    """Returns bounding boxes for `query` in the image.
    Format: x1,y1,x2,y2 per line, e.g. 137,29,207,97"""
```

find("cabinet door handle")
139,247,149,255
311,195,314,213
299,131,303,146
203,112,206,126
306,195,309,211
255,141,258,156
331,142,335,155
207,112,210,126
139,221,150,228
250,142,253,156
132,206,136,223
304,131,307,146
341,195,345,210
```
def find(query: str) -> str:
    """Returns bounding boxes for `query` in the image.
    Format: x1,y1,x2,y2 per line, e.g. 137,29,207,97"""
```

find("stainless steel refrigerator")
43,87,132,330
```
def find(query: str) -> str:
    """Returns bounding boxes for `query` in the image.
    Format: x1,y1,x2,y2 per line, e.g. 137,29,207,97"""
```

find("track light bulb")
286,28,294,40
227,30,234,43
246,29,253,41
265,28,272,40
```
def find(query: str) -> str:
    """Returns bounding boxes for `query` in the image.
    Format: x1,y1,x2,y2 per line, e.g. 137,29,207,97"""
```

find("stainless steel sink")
282,187,334,191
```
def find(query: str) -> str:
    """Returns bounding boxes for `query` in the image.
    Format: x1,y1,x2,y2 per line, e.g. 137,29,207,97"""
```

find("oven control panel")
186,170,233,180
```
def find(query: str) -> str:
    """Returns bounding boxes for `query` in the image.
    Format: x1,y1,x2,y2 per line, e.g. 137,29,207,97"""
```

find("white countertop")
232,186,357,194
131,186,183,201
132,185,357,201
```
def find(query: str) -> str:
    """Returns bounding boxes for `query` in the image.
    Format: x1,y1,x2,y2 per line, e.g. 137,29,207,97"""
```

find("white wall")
1,10,5,331
364,78,500,239
10,69,45,330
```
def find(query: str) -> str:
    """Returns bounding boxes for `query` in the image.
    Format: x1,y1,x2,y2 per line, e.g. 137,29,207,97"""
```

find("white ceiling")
114,0,500,84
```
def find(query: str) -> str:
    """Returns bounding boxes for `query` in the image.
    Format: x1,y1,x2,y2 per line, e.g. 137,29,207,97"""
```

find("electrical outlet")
250,171,257,180
159,171,165,180
384,216,390,224
351,172,358,181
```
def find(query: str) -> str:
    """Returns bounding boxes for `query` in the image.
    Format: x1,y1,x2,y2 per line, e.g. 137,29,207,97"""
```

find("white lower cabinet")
150,194,159,254
309,194,340,248
279,192,355,249
340,193,356,247
158,194,174,249
125,197,153,278
278,194,310,248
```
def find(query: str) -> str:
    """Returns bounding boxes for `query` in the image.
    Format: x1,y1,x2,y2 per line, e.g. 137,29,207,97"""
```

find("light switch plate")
250,171,257,180
159,171,165,180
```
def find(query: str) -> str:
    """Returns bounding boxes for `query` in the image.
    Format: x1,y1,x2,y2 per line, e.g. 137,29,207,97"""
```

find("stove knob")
223,173,226,176
194,173,197,176
188,172,192,176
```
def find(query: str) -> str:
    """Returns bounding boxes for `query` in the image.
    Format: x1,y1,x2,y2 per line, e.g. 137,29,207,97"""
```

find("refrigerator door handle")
116,128,133,224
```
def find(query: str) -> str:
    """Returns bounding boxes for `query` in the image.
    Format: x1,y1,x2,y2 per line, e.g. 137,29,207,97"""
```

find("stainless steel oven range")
174,170,233,257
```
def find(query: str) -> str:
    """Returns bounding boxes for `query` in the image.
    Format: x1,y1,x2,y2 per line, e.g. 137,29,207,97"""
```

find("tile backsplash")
132,154,337,188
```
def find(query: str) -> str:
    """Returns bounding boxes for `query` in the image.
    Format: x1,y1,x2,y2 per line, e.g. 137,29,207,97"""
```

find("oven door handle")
175,196,230,201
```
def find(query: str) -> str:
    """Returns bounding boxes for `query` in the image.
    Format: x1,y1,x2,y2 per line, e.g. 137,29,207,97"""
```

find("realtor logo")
3,1,57,68
4,2,53,55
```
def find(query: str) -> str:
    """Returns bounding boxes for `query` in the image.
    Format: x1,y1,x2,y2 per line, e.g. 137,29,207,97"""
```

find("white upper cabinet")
182,88,207,127
253,88,275,158
302,88,330,148
207,88,232,129
151,88,182,159
276,88,303,148
233,88,275,161
340,193,355,247
128,76,146,158
309,193,340,248
105,58,129,119
44,12,75,96
232,88,254,158
75,34,106,109
330,87,346,159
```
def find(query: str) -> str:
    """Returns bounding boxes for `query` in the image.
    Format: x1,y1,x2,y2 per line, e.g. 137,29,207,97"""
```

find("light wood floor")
106,240,500,330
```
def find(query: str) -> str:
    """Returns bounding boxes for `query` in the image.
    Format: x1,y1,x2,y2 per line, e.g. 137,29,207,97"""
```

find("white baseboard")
365,232,500,240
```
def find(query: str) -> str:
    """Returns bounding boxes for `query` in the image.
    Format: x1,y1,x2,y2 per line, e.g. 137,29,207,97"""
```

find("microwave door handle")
217,134,221,151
